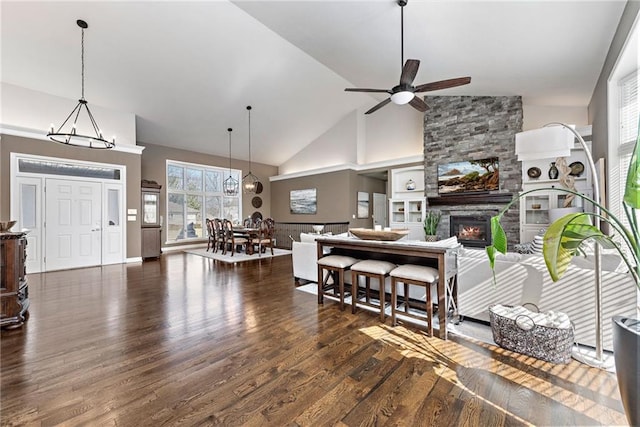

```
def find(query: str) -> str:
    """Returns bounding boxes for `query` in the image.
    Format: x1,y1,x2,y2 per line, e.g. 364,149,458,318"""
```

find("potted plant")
486,124,640,426
423,210,442,242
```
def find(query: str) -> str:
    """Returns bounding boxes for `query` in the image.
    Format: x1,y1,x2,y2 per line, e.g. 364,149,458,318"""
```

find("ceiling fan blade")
365,98,392,115
399,59,420,86
409,96,429,112
345,88,391,93
414,77,471,93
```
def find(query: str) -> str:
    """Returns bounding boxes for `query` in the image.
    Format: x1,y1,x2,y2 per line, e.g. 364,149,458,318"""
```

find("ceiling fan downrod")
399,0,407,71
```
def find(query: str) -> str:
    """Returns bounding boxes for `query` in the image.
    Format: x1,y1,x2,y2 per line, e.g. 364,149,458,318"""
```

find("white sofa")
457,248,638,351
292,233,334,283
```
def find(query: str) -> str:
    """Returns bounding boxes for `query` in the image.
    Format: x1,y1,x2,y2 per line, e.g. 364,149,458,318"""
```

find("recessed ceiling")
1,1,627,166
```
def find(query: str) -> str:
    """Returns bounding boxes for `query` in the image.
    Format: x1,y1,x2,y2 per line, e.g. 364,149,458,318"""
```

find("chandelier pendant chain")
81,25,85,101
248,107,252,172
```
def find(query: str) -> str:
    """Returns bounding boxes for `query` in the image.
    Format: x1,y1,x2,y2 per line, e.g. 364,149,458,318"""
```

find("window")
613,71,639,228
166,160,241,242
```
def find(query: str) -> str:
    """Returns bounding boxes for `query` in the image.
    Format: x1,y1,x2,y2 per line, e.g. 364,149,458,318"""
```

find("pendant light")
47,19,115,149
242,105,260,194
223,128,239,196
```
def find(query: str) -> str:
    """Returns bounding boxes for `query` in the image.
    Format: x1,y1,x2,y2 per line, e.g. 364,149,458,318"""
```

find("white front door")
45,179,102,271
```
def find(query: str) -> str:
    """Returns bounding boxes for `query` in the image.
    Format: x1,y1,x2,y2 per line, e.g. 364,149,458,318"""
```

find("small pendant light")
223,128,239,196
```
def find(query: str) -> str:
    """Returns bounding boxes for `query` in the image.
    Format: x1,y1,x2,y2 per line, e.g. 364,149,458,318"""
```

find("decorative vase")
548,162,559,179
424,235,437,242
406,179,416,190
612,316,639,426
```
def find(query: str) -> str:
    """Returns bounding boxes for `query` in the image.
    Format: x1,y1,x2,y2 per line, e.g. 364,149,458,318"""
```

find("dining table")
233,227,260,255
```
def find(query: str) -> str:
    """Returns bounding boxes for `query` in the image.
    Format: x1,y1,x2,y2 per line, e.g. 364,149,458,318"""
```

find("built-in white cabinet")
519,126,593,243
389,198,426,240
389,165,426,240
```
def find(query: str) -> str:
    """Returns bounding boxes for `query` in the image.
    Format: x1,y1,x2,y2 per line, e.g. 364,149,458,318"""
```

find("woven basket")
489,304,574,364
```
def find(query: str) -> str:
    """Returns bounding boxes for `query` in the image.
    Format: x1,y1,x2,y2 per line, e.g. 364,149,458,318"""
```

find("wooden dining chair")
212,218,225,253
205,218,216,252
223,219,247,256
256,217,275,256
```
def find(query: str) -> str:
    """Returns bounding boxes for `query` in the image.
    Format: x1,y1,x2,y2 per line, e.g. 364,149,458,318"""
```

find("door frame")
10,153,127,272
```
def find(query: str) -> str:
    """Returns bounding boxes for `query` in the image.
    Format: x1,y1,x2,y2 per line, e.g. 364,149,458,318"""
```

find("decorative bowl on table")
349,228,410,241
312,225,324,234
0,220,17,232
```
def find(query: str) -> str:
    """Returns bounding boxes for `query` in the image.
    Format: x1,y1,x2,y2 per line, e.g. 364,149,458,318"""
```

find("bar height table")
316,236,460,339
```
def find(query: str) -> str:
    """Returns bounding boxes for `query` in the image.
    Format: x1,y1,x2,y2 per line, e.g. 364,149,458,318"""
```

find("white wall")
279,103,424,175
522,103,588,130
1,83,137,147
363,105,424,164
278,110,358,175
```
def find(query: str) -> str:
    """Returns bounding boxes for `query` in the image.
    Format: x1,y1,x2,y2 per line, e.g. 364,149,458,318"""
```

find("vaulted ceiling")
1,1,627,166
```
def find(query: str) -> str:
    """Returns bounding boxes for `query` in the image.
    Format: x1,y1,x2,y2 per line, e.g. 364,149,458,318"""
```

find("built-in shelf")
428,193,514,206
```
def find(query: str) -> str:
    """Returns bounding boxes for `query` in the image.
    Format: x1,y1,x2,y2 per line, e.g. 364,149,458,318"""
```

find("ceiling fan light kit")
345,0,471,114
47,19,115,149
390,90,414,105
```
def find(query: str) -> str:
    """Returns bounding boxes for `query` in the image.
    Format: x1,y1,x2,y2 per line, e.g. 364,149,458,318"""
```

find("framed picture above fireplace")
437,157,499,195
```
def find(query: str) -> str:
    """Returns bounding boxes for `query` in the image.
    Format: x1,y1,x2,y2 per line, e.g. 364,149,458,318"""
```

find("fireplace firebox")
450,215,491,248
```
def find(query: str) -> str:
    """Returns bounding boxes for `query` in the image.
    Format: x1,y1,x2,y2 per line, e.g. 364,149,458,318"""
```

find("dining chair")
205,218,216,252
256,217,275,256
212,218,225,253
223,219,248,256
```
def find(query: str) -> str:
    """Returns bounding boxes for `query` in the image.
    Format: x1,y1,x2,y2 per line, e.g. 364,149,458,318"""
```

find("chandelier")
223,128,239,196
47,19,115,149
242,105,260,193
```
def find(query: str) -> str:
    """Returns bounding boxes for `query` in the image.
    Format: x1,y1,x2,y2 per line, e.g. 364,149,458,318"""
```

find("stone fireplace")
423,95,523,248
449,215,491,248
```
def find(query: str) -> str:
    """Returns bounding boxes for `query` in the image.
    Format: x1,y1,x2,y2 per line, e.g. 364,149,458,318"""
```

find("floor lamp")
515,123,604,363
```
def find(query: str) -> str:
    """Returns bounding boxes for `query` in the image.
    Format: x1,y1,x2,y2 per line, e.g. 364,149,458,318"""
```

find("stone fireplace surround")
422,95,523,247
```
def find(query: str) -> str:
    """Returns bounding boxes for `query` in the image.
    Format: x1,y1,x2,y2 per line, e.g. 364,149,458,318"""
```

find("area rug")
184,247,291,264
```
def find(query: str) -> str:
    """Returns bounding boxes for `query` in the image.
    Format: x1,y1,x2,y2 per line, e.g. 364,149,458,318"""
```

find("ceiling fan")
345,0,471,115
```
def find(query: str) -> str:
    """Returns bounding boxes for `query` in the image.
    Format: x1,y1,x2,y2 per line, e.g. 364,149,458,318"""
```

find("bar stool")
317,255,359,311
390,264,439,336
350,260,396,321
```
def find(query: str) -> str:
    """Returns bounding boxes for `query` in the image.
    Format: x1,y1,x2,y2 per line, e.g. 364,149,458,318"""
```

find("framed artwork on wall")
290,188,317,214
357,191,369,218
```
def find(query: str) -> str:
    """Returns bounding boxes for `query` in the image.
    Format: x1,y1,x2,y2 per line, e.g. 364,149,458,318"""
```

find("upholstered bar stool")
317,255,359,311
350,260,396,321
390,264,439,336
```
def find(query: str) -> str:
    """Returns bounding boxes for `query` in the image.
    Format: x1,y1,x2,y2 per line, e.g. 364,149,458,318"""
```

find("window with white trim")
613,71,639,228
166,160,241,242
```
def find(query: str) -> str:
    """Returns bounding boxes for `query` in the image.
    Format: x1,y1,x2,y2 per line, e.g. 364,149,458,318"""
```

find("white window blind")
613,71,639,230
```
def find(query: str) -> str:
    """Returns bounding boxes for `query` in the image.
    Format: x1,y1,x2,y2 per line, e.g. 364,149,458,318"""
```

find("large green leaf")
490,216,508,254
543,213,616,281
623,122,640,208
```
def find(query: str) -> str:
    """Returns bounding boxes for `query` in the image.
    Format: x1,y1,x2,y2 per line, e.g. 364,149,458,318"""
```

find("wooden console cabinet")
0,232,29,328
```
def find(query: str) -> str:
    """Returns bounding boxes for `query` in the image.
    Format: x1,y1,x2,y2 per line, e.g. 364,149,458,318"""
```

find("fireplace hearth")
450,215,491,248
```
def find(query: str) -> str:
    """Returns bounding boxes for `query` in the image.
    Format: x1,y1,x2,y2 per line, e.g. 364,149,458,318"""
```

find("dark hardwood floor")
0,251,628,426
